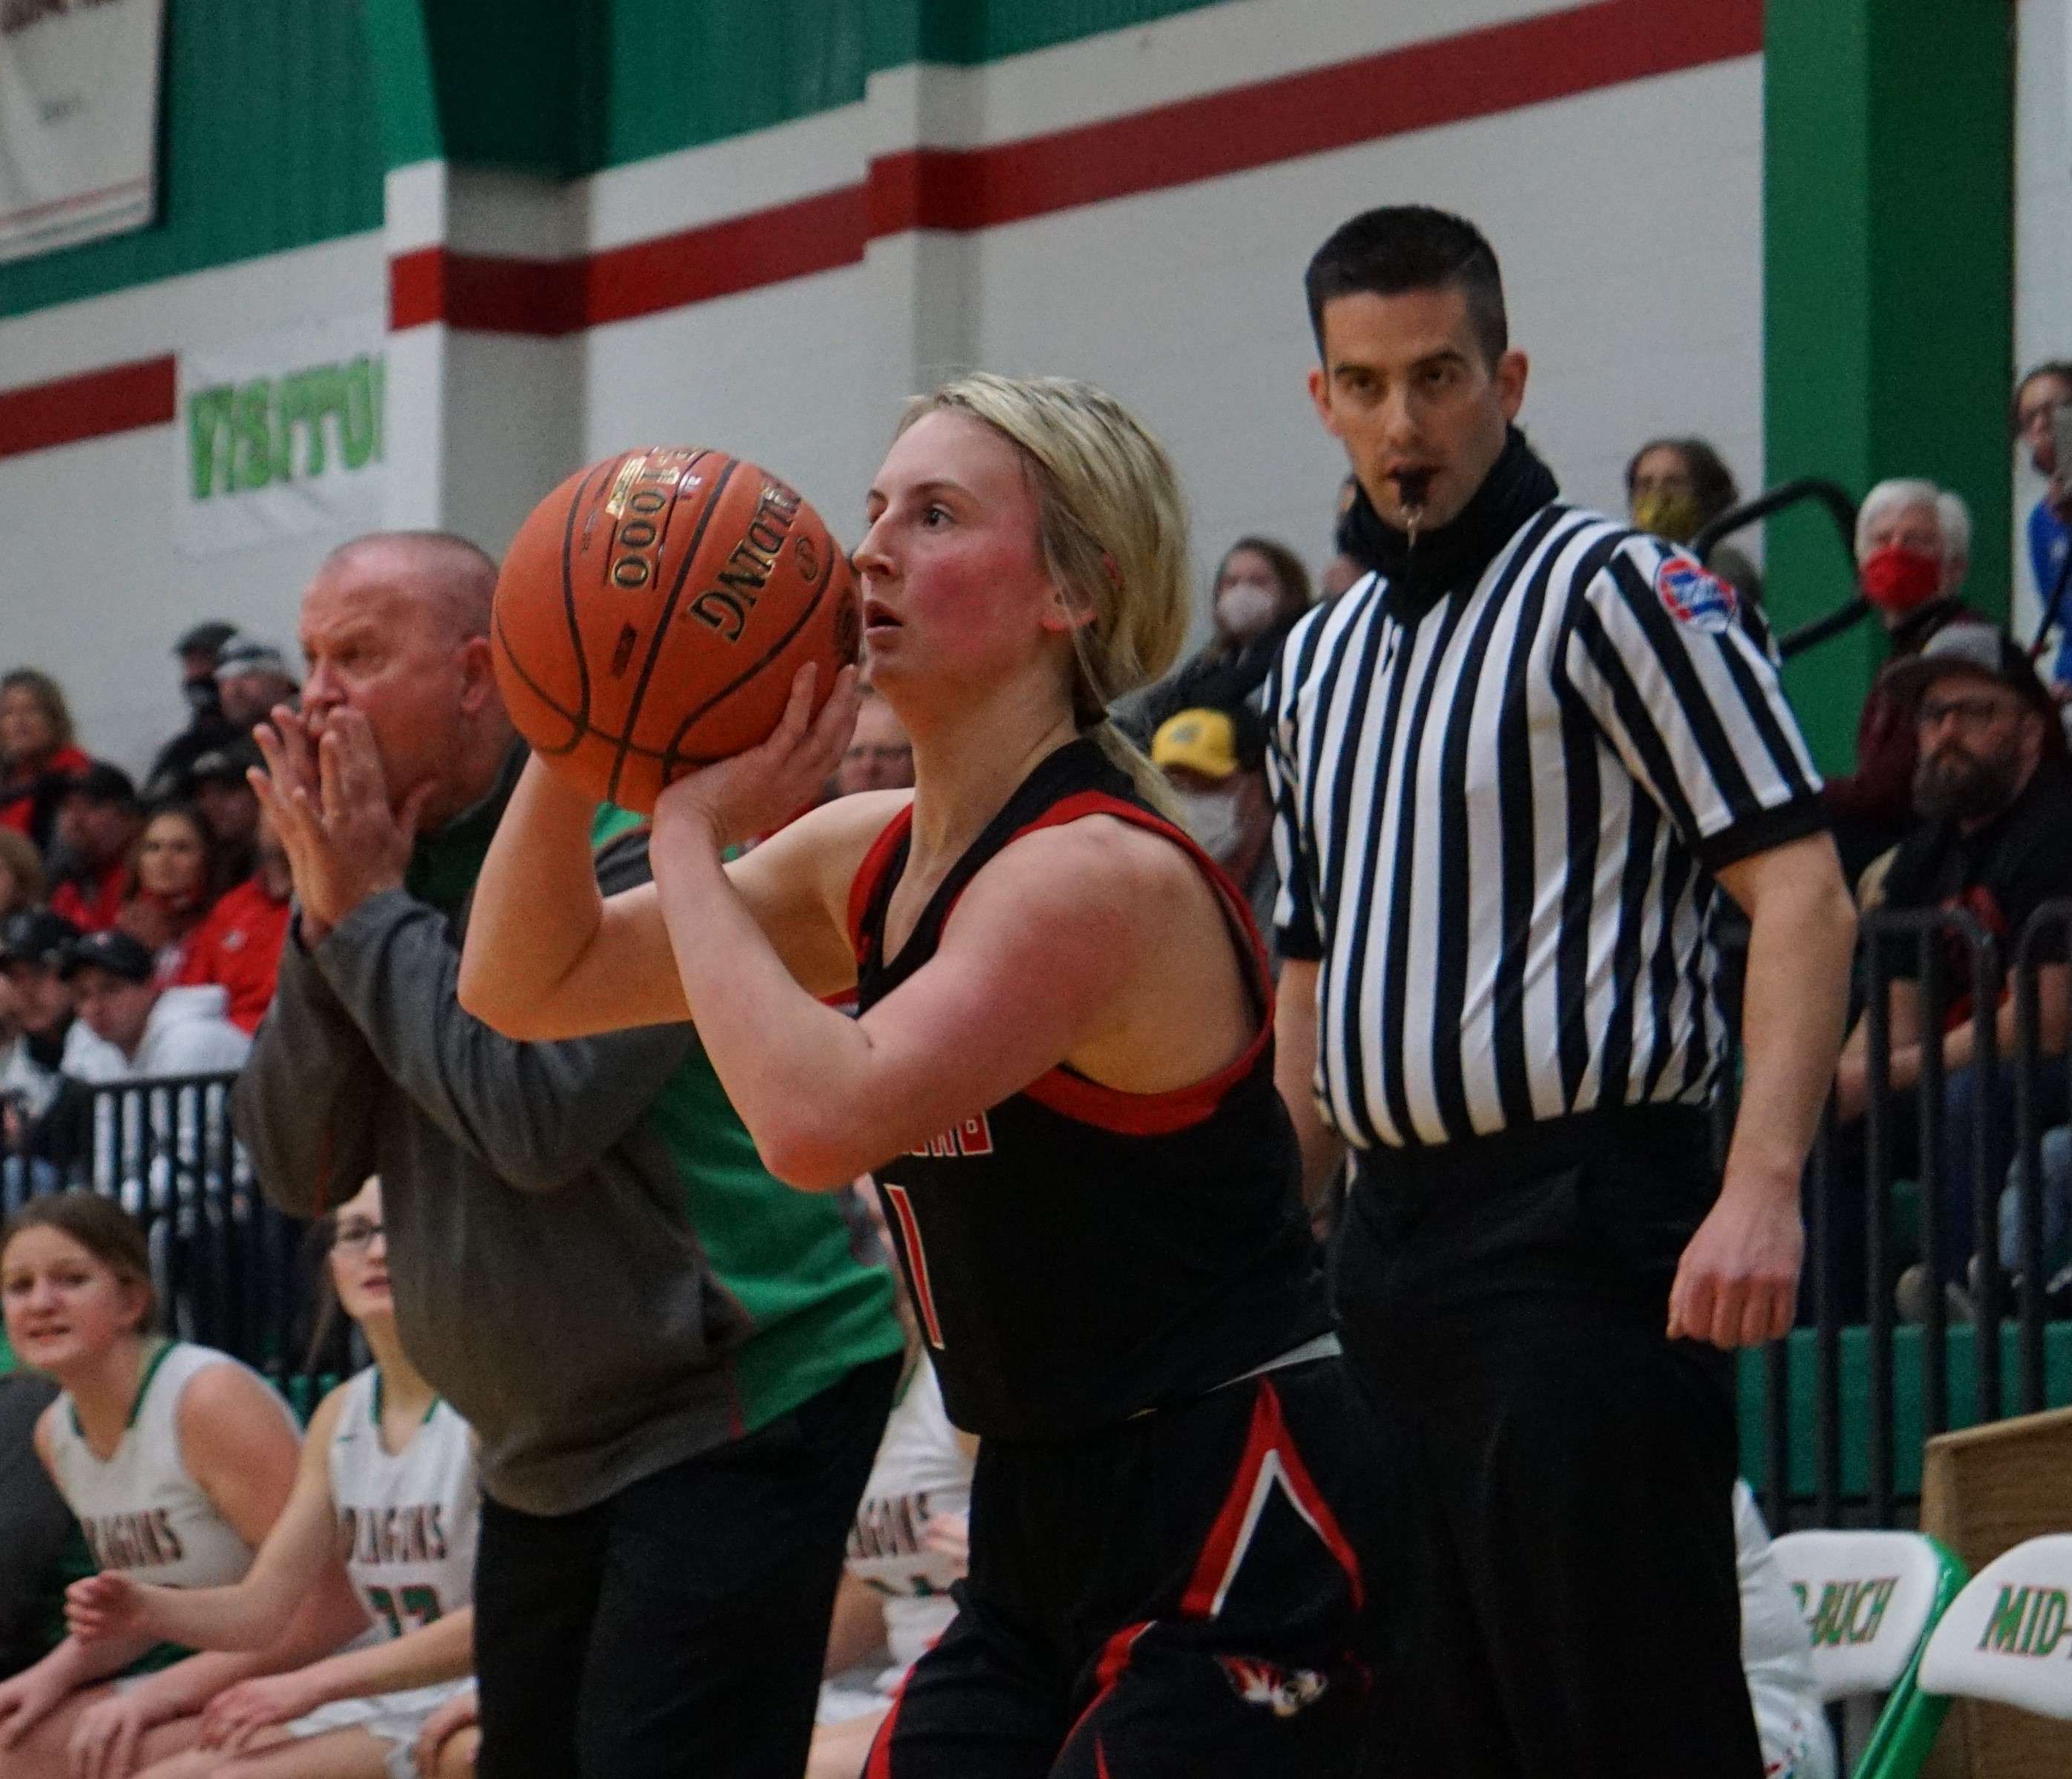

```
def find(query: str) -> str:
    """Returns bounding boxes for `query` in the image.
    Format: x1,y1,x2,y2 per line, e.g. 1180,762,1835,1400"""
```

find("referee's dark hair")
1304,206,1507,367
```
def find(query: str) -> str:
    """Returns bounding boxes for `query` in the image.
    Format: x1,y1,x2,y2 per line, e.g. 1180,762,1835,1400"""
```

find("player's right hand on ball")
64,1572,145,1644
652,661,861,851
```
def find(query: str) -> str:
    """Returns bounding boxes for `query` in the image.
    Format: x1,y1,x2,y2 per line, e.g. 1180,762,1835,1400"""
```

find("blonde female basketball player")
66,1179,479,1779
0,1194,363,1779
461,375,1403,1778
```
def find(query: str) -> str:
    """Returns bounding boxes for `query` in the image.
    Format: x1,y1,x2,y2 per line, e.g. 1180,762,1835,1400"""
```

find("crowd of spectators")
0,629,295,1211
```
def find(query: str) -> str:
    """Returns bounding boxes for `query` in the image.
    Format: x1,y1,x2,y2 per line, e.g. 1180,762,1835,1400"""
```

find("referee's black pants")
1334,1107,1763,1779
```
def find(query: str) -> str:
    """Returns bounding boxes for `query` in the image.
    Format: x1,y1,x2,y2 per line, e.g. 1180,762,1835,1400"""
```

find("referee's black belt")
1351,1102,1710,1199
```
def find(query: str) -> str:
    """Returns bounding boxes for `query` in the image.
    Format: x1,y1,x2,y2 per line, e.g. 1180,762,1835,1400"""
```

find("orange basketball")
491,446,861,812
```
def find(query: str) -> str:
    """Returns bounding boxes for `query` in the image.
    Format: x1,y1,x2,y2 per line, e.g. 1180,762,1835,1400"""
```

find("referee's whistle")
1392,468,1432,549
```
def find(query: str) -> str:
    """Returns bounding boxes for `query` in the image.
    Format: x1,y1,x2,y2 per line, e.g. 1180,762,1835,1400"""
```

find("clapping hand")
250,706,433,945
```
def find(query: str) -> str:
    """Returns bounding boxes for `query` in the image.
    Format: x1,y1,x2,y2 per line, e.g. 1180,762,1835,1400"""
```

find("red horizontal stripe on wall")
889,0,1763,233
0,354,176,460
392,185,874,336
393,0,1758,336
583,181,870,329
389,246,446,332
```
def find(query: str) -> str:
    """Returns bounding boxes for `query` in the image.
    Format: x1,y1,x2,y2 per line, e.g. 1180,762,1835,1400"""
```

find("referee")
1268,206,1858,1777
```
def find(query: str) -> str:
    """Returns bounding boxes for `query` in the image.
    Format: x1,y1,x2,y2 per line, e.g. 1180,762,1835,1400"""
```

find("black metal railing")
1745,900,2072,1533
1,1072,324,1386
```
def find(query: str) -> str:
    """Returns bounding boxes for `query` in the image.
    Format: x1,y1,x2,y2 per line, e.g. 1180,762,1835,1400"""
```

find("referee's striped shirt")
1265,507,1826,1151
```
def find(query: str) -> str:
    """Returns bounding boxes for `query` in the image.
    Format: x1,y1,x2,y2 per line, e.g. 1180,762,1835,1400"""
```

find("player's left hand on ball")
1667,1184,1803,1350
652,662,860,851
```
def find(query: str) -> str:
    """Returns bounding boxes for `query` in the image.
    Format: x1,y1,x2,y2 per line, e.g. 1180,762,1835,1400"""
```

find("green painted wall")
0,0,1233,327
0,0,385,323
1763,0,2014,776
388,0,1228,178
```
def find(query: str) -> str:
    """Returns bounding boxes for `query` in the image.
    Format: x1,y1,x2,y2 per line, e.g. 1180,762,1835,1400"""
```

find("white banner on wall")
178,319,387,557
0,0,165,264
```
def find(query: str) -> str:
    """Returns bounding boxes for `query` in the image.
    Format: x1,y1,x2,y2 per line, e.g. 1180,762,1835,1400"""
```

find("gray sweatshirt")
233,823,757,1516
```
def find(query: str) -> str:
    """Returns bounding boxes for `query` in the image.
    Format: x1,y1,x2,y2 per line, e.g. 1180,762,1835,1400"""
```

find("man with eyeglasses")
1823,625,2072,1321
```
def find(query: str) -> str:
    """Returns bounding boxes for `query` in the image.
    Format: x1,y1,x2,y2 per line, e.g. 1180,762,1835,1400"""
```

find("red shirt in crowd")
0,744,91,848
50,858,128,934
175,875,291,1033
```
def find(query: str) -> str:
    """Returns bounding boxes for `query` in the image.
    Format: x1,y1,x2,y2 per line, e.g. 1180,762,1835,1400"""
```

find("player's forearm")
126,1576,298,1654
1725,866,1857,1194
130,1648,274,1720
41,1630,156,1691
649,815,894,1187
459,755,608,1029
289,1609,474,1708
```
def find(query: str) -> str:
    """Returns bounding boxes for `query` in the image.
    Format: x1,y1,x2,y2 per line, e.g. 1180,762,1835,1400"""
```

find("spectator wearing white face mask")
1126,536,1312,744
1151,705,1281,975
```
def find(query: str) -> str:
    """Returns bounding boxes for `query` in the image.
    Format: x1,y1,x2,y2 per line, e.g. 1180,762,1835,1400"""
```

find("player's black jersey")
851,737,1331,1443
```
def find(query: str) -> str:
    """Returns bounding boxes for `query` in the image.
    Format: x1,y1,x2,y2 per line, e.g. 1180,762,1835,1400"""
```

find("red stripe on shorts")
1179,1378,1366,1617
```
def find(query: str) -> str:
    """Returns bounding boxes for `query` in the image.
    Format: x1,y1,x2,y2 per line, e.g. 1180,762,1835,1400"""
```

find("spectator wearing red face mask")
1821,478,1979,888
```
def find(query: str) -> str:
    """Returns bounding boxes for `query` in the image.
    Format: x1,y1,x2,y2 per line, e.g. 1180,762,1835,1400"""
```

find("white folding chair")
1915,1533,2072,1725
1769,1529,1967,1779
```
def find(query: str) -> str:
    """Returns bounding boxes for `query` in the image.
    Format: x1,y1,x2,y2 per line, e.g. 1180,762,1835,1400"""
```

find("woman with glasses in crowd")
66,1176,481,1779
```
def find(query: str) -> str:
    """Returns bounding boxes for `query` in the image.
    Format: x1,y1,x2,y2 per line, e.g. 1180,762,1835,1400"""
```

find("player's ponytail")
897,373,1190,812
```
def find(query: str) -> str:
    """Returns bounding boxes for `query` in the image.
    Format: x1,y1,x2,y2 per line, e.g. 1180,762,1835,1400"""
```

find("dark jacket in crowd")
0,745,91,856
142,713,241,806
1822,598,1978,885
1124,616,1305,746
0,1370,79,1679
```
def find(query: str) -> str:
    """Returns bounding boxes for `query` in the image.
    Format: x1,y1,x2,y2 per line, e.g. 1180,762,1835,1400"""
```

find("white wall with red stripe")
2,0,1769,775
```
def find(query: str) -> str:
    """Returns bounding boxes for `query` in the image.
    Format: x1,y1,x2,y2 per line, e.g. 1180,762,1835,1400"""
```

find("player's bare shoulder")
975,811,1224,951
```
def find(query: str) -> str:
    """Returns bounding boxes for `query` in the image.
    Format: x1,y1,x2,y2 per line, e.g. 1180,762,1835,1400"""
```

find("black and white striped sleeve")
1560,535,1827,874
1263,628,1324,963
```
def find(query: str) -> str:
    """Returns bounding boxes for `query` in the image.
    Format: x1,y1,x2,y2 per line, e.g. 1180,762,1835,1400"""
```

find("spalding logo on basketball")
491,447,861,813
1655,556,1737,635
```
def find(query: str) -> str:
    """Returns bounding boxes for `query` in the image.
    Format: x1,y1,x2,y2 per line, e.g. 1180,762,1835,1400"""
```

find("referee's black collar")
1341,426,1560,619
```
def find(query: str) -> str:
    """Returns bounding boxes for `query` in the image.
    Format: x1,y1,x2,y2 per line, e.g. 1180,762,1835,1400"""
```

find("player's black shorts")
866,1353,1395,1779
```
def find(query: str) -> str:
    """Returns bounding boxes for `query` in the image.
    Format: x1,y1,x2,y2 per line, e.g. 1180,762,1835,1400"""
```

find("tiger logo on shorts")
1216,1656,1330,1718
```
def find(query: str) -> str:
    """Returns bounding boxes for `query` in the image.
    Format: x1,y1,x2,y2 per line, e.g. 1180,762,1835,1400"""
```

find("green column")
1763,0,2013,776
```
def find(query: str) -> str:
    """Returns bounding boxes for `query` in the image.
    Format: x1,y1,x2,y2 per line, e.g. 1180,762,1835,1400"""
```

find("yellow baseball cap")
1151,708,1239,779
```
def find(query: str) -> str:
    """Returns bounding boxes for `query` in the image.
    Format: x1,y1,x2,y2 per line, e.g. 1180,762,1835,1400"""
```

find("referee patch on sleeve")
1654,557,1737,635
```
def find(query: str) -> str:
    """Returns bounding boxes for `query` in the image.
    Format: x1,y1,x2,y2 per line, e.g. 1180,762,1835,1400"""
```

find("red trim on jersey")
880,1182,946,1350
841,787,1273,1136
990,791,1274,1136
848,804,917,961
1178,1378,1366,1617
